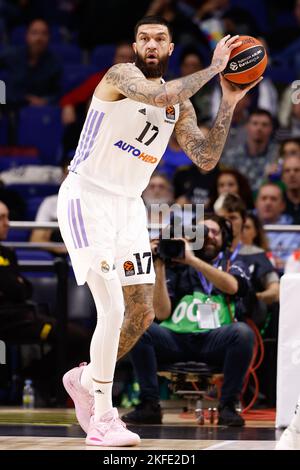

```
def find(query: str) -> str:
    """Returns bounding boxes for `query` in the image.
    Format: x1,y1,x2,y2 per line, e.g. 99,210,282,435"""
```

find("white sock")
93,380,113,420
290,394,300,432
86,269,124,420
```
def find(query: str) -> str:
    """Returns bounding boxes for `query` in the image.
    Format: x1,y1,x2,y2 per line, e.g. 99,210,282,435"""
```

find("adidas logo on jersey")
139,108,146,115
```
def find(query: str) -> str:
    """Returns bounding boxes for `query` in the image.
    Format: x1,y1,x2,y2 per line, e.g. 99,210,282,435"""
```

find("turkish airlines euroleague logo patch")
123,261,135,277
165,105,175,121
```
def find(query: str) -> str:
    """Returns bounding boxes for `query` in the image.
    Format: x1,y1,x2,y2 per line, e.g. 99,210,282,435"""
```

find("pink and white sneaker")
63,363,94,433
86,408,141,447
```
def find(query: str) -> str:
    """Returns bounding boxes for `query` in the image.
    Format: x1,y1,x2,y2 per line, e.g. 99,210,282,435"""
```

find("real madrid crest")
101,261,110,273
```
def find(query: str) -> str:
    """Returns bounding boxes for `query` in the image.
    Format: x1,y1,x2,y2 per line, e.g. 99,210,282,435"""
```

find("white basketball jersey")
69,94,179,197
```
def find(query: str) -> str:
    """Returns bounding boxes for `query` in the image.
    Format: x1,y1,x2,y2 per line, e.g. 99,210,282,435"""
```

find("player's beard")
135,51,169,78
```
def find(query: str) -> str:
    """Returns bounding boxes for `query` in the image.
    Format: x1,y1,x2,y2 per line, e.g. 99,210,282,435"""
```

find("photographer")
122,215,254,427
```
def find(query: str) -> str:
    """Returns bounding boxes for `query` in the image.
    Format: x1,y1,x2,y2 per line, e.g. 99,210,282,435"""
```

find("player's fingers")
225,35,240,46
219,34,231,44
228,40,242,51
244,76,264,91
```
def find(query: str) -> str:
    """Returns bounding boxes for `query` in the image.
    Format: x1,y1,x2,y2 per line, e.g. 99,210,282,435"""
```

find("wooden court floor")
0,408,283,450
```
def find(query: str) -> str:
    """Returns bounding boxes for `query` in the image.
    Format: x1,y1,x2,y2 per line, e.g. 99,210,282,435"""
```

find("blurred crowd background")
1,0,300,413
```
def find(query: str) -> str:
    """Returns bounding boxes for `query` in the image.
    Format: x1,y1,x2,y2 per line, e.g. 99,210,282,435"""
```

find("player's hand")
220,74,263,106
211,35,242,73
172,238,196,266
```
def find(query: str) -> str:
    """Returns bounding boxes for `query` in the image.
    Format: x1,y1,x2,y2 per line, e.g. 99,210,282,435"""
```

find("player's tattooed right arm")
100,62,221,107
96,35,241,107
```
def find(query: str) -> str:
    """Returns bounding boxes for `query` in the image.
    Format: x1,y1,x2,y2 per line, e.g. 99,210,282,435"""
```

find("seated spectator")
0,19,62,107
278,82,300,133
60,41,134,154
0,180,26,220
60,41,134,116
280,138,300,159
279,100,300,139
145,0,209,47
158,131,194,180
265,138,300,182
265,0,300,52
242,213,270,251
255,183,300,269
122,214,254,427
208,168,254,211
281,153,300,224
29,157,70,254
178,46,213,124
217,194,279,327
221,109,278,192
142,172,174,239
172,127,218,207
0,201,90,403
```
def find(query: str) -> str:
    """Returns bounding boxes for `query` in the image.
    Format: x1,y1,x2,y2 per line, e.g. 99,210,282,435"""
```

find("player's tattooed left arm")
175,99,235,171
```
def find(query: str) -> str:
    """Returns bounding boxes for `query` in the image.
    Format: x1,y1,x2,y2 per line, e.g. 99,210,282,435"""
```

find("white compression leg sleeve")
290,393,300,432
81,268,124,420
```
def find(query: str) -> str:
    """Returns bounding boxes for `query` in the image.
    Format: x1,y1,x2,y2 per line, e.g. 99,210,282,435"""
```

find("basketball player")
276,396,300,449
57,16,262,446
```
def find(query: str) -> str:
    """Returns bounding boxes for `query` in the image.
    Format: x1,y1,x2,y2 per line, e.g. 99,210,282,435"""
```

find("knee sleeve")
87,268,124,328
86,268,124,381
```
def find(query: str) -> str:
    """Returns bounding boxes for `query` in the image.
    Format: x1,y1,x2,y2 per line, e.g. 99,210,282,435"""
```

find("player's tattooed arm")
175,99,235,171
101,62,222,107
98,35,242,106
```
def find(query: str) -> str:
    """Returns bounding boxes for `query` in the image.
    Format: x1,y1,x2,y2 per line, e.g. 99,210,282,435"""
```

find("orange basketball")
222,35,267,85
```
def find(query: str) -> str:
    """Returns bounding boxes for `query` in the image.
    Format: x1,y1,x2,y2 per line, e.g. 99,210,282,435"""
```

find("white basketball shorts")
57,172,155,286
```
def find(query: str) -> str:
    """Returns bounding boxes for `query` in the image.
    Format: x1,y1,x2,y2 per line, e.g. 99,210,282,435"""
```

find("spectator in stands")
264,138,300,183
217,194,279,326
29,157,70,254
142,172,174,239
242,213,269,251
281,154,300,224
122,214,254,426
173,164,219,207
280,138,300,159
0,200,90,403
282,102,300,138
221,6,260,38
0,18,62,107
172,126,219,207
266,0,300,52
178,46,213,124
192,0,229,48
208,168,254,211
221,109,277,192
278,88,300,133
0,180,26,220
78,0,147,48
60,42,134,154
158,131,191,179
255,183,300,269
145,0,209,47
